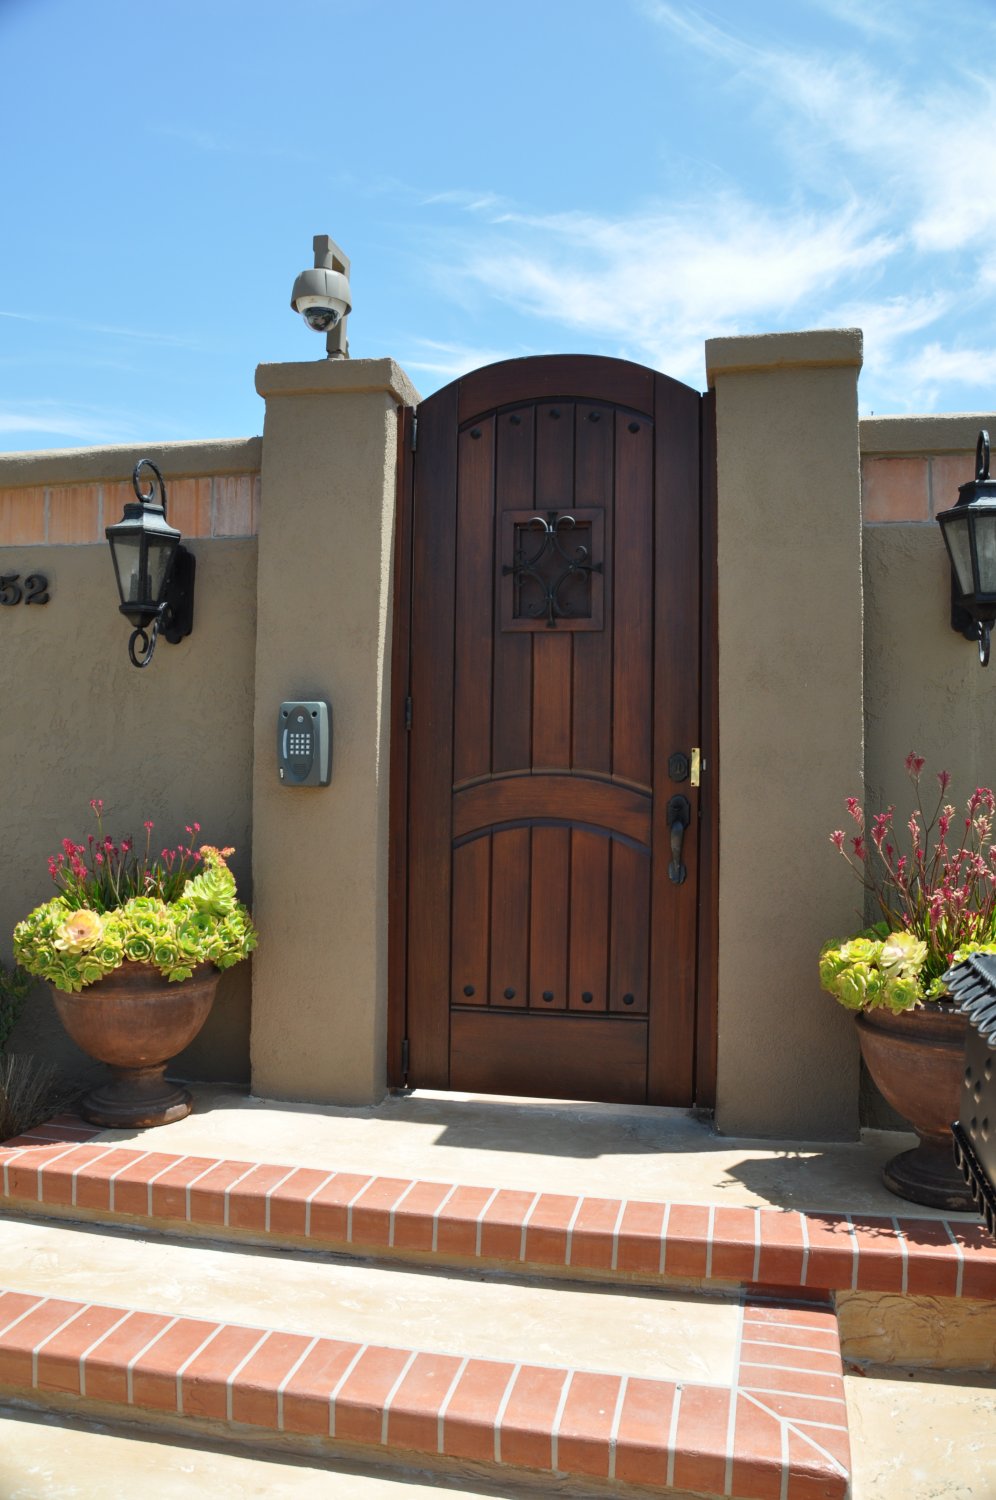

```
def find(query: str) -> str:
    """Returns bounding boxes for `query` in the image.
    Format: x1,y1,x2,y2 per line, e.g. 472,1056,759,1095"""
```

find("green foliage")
14,845,257,994
0,962,32,1050
819,924,996,1013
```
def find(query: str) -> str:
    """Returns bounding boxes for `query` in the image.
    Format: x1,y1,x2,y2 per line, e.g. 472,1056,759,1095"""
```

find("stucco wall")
707,331,865,1140
859,414,996,1127
0,441,259,1086
249,358,418,1106
860,413,996,810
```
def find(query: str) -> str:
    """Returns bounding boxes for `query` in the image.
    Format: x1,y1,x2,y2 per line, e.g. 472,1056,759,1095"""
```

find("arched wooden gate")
389,355,716,1105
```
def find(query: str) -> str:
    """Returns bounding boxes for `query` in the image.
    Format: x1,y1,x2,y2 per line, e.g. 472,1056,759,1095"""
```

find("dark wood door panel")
452,775,651,845
402,355,704,1105
450,1011,648,1104
457,356,654,426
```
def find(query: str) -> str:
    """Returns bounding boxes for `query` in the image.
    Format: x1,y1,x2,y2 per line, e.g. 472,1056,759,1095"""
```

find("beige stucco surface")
0,538,258,1085
837,1289,996,1371
0,437,261,488
249,359,417,1105
860,412,996,456
706,329,864,1139
862,524,996,816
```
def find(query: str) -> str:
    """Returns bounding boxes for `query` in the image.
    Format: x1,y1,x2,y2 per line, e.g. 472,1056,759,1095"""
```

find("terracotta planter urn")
51,962,220,1128
856,1002,974,1211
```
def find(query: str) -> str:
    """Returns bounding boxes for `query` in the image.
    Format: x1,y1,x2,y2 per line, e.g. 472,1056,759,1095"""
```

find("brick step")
4,1117,995,1303
0,1213,849,1499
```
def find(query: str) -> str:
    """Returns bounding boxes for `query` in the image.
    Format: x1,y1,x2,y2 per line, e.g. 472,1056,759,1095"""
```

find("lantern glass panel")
976,513,996,595
146,535,176,602
942,512,975,597
110,532,143,606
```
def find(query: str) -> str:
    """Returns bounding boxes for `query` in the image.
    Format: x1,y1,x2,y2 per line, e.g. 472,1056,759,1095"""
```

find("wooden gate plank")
450,837,490,1008
611,410,653,789
528,825,570,1012
406,380,459,1087
568,829,610,1012
572,403,614,775
488,827,530,1009
648,373,702,1104
492,407,534,775
609,841,650,1015
453,417,496,787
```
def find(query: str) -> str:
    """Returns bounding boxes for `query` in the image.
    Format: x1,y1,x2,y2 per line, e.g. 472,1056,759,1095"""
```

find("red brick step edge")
2,1118,994,1299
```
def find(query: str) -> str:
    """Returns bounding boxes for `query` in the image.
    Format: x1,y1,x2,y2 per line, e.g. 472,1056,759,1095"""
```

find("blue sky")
2,0,994,451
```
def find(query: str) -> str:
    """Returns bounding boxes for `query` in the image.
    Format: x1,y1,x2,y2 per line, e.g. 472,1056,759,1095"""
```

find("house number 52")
0,573,50,605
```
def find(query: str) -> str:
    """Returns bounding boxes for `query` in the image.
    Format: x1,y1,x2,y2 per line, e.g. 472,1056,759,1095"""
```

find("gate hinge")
401,1037,410,1081
405,695,413,731
409,411,418,452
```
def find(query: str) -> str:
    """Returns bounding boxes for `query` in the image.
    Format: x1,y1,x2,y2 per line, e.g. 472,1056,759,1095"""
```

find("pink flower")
830,830,846,851
89,798,103,813
846,797,864,826
938,770,952,793
905,752,926,780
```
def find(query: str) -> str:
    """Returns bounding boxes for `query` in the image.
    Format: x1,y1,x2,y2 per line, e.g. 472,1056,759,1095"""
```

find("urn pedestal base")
80,1066,193,1128
856,1003,974,1212
51,962,219,1132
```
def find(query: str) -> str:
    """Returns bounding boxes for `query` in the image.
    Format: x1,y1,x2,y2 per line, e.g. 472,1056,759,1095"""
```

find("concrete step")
0,1216,850,1498
0,1406,549,1500
5,1116,995,1315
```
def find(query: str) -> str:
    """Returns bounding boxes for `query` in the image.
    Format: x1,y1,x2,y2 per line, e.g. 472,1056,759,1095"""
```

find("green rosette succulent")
14,845,257,993
819,926,928,1013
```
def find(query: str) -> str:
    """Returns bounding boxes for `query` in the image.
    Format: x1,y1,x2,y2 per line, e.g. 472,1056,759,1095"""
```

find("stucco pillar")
250,358,418,1104
706,330,864,1139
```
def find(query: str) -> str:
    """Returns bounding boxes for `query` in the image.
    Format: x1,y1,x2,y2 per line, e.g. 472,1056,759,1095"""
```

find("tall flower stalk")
830,753,996,996
46,801,205,912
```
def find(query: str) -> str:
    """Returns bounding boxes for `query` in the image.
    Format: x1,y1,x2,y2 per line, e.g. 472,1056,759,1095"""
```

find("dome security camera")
291,235,352,358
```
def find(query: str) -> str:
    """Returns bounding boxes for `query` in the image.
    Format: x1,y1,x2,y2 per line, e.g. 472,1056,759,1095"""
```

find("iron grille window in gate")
499,509,604,631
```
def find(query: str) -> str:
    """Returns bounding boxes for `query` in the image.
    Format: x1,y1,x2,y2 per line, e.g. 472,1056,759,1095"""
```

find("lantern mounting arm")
937,429,996,669
105,458,196,669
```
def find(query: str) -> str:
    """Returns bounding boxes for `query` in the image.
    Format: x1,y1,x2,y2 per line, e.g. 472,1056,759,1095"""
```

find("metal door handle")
667,795,690,884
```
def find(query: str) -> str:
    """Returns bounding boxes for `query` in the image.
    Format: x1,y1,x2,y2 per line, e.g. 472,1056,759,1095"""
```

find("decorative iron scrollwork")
503,511,602,628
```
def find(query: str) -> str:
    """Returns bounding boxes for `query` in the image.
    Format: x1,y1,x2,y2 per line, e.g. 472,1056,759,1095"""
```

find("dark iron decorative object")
503,511,602,628
937,430,996,666
668,752,690,782
105,459,195,669
0,573,49,605
944,950,996,1240
667,795,690,884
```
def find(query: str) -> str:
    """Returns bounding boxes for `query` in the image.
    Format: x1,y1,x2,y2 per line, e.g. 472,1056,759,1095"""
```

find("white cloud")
644,2,996,257
440,195,894,386
0,308,199,349
0,403,141,445
401,338,522,379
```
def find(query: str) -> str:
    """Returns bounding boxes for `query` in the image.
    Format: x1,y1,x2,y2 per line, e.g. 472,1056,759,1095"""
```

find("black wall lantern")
937,429,996,666
105,459,195,669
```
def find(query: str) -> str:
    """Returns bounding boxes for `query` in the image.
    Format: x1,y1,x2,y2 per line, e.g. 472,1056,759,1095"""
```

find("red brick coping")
0,1281,848,1497
2,1117,994,1300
